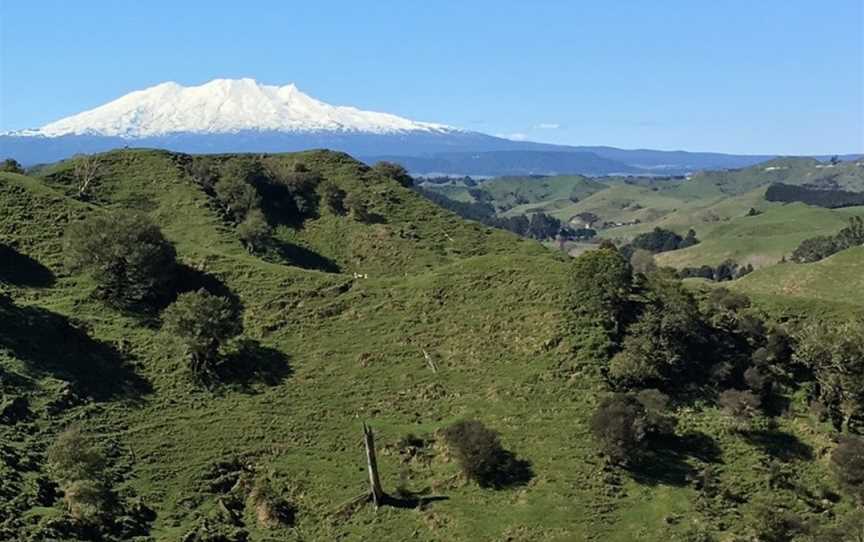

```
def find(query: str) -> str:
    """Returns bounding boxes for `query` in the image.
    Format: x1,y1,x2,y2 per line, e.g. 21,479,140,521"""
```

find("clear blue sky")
1,0,861,154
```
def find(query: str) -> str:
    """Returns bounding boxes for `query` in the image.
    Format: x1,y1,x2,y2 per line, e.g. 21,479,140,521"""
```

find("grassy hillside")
1,150,860,541
729,246,864,314
655,204,864,268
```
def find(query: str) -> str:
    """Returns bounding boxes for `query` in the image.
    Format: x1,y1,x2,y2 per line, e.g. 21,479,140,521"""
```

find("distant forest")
765,183,864,208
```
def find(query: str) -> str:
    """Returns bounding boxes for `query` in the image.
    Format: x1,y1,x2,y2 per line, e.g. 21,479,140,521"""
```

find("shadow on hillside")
267,239,341,273
477,451,535,489
163,263,243,310
628,431,722,487
0,245,55,287
742,429,813,462
216,339,293,392
382,491,449,510
0,297,150,401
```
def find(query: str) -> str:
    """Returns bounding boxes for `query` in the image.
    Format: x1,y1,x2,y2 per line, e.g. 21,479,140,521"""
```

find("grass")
0,149,858,541
655,203,864,268
729,246,864,315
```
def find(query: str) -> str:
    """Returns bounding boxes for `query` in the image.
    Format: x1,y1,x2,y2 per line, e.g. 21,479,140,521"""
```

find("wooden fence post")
363,422,384,507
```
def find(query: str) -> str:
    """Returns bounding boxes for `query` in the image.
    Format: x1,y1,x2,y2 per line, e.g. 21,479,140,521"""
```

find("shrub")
590,394,648,465
372,161,413,187
442,420,529,488
47,426,111,524
247,474,296,528
237,209,272,253
162,289,242,380
259,159,322,221
743,495,805,542
718,389,761,430
65,213,177,308
831,435,864,502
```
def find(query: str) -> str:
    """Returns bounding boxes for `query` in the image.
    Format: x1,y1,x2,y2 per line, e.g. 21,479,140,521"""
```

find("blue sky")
1,0,861,154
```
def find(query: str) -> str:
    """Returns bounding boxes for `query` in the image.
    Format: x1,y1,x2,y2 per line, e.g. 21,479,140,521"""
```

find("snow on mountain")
28,78,456,138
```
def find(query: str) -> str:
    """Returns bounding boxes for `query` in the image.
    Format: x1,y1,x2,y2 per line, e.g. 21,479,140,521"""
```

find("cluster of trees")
186,157,402,253
575,244,864,527
573,247,791,453
794,320,864,433
766,182,864,209
622,227,699,257
791,216,864,263
64,212,242,381
677,260,754,282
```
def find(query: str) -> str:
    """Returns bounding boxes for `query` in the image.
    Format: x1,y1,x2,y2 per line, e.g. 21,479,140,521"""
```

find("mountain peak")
30,78,456,138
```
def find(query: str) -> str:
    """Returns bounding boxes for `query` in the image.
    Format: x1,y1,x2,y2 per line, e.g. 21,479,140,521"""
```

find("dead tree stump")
363,422,385,507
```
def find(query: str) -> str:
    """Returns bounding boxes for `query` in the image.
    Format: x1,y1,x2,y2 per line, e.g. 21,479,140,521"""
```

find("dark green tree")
590,394,648,465
162,289,242,380
65,213,177,307
237,209,272,253
570,247,634,365
442,420,528,488
344,191,372,222
608,275,702,389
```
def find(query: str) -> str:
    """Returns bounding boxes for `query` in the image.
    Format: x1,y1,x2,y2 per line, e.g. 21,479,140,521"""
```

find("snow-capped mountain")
26,78,455,138
1,78,787,173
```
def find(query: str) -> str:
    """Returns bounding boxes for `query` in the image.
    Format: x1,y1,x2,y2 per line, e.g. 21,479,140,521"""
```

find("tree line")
766,183,864,209
791,216,864,263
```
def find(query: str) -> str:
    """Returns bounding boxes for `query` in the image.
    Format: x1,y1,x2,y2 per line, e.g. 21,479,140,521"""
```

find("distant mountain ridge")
2,78,858,173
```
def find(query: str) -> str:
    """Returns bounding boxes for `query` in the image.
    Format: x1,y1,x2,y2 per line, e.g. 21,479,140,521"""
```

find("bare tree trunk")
422,349,438,373
363,422,384,507
73,154,104,198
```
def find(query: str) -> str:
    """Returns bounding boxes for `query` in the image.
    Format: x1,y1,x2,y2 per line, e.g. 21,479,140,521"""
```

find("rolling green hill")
1,149,861,541
654,203,864,269
729,246,864,314
420,158,864,269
